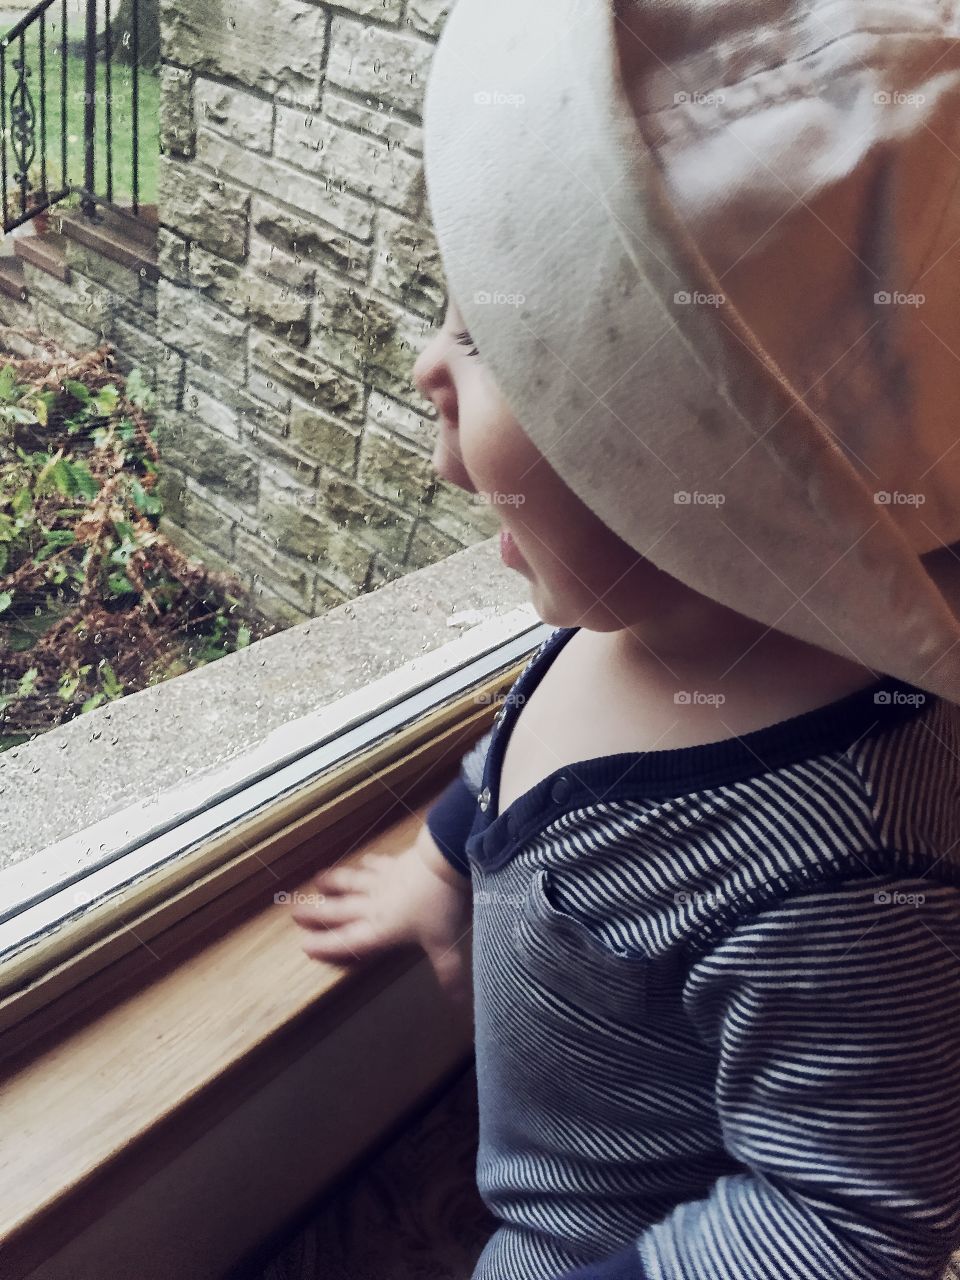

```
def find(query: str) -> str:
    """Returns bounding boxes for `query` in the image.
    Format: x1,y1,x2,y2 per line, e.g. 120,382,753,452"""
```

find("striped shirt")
426,625,960,1280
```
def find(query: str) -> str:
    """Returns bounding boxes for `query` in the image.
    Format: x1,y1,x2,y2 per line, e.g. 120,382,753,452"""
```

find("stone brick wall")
0,0,499,628
149,0,500,626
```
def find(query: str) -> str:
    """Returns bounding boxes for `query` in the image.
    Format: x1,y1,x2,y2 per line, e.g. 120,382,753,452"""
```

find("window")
0,4,536,1025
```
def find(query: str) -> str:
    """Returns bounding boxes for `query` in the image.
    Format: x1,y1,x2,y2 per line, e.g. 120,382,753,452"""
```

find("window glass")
0,3,522,942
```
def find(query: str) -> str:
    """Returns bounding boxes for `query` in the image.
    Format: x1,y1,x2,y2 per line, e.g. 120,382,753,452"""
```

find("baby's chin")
525,580,627,633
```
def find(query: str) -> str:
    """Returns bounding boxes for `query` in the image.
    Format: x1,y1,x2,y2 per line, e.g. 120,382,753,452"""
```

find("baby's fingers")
309,864,372,896
300,917,377,961
291,892,364,929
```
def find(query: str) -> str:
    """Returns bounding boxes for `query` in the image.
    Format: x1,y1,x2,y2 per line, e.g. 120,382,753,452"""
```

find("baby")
292,302,960,1280
290,0,960,1275
294,286,886,988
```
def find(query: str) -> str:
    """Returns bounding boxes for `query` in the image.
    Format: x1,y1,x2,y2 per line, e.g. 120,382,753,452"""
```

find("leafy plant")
0,341,275,748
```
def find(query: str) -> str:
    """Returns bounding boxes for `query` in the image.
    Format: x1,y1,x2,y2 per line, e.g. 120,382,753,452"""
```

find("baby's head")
414,293,680,636
411,0,960,702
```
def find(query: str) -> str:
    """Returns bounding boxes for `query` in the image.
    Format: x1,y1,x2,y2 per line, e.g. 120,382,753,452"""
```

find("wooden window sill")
0,793,477,1280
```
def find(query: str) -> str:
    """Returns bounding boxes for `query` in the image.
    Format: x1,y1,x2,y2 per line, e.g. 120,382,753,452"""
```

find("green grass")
2,40,158,212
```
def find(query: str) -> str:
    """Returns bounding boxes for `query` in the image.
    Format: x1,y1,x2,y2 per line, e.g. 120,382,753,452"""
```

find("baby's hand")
290,822,473,1005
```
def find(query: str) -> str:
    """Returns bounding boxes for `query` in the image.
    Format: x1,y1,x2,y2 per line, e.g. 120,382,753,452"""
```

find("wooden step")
13,230,70,283
56,206,159,281
124,202,158,236
86,201,158,250
0,256,27,302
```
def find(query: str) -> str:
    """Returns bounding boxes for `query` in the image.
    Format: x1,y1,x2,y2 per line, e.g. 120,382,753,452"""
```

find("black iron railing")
0,0,145,234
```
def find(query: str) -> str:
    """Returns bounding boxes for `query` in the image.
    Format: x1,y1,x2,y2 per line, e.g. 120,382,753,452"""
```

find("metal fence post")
81,0,96,218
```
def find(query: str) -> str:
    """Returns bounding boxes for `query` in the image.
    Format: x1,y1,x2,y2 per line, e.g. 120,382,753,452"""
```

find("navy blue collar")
464,626,934,872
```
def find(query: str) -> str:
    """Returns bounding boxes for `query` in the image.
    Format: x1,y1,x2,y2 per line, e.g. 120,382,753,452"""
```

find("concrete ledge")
0,536,531,871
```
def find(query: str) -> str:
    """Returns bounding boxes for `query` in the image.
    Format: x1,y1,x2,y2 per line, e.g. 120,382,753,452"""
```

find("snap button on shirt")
478,786,491,812
551,777,571,805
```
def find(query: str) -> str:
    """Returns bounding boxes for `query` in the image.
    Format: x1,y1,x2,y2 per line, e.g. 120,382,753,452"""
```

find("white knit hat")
422,0,960,705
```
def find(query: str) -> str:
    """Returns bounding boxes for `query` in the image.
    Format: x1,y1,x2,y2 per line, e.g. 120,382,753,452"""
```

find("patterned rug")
231,1059,496,1280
